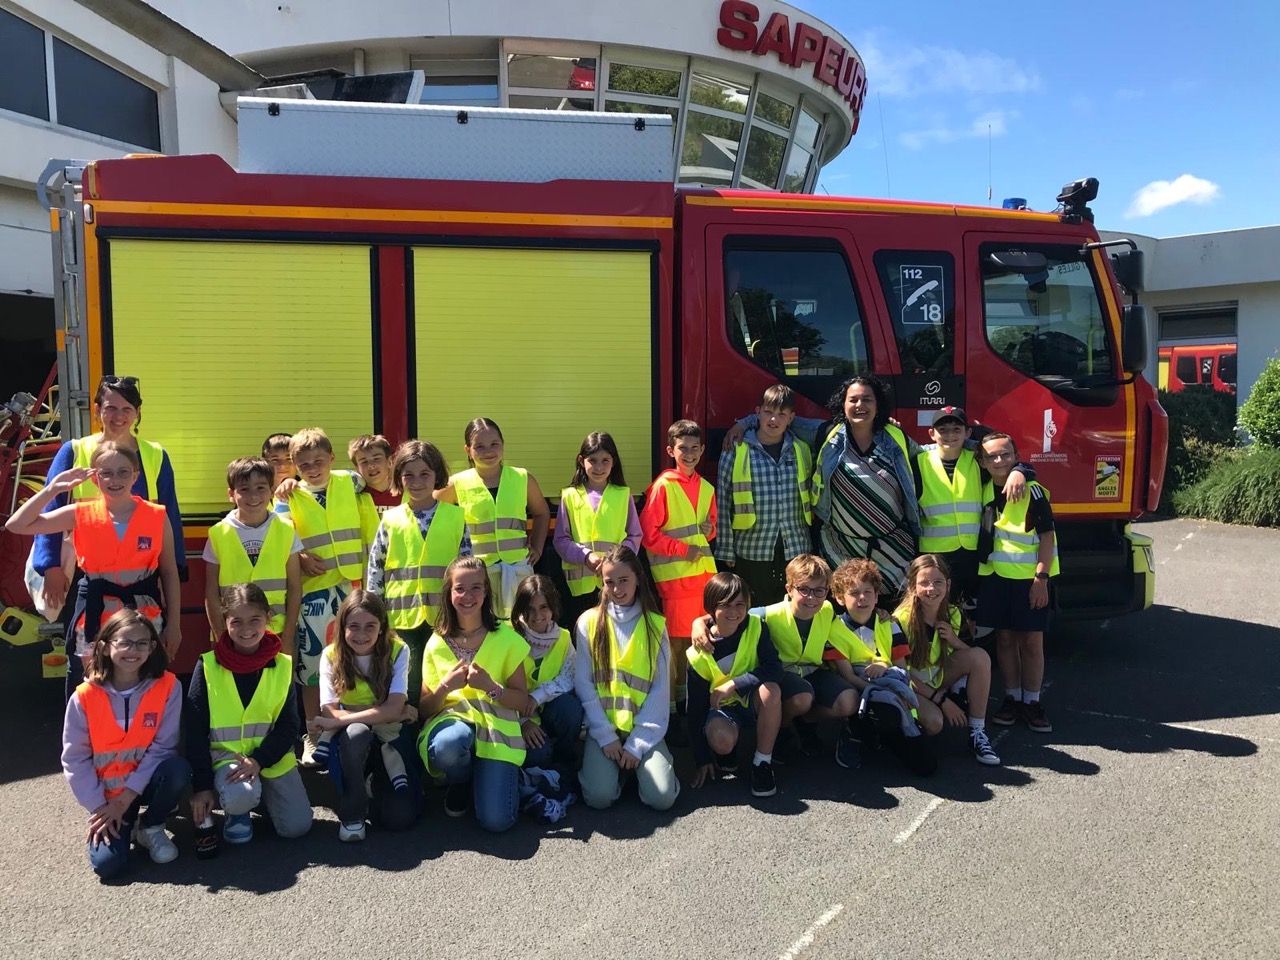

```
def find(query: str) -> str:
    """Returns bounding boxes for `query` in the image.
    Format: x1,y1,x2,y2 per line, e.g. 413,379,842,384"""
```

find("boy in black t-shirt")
976,433,1057,733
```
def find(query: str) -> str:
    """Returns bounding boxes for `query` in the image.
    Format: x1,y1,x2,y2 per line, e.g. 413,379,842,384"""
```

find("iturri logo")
924,380,941,396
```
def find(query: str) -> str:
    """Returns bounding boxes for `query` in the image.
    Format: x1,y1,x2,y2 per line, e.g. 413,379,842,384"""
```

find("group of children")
56,379,1059,880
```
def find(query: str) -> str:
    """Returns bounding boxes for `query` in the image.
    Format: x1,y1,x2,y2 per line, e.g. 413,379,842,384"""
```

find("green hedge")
1238,357,1280,449
1172,448,1280,526
1157,386,1238,513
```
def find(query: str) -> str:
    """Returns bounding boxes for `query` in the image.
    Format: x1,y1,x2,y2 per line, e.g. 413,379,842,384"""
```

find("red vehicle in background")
0,104,1165,679
568,57,596,91
1158,343,1237,395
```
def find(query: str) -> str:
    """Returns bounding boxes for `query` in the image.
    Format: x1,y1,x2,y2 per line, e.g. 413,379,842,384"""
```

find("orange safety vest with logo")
71,496,165,633
76,672,176,798
453,465,529,565
208,515,294,635
71,434,164,502
560,484,631,597
287,472,365,592
762,599,834,673
647,474,717,588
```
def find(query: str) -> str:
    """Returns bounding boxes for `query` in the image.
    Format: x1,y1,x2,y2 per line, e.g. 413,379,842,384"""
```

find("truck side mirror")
1122,304,1148,374
1112,248,1144,295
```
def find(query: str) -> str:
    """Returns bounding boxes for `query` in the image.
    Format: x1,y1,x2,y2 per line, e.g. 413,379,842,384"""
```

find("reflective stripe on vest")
323,637,407,706
208,516,293,635
72,497,164,584
827,614,895,665
730,438,813,530
978,480,1061,579
560,484,631,596
685,614,762,708
524,628,572,693
202,650,296,778
71,435,163,502
418,625,530,769
77,673,176,798
813,423,910,505
454,465,528,565
585,608,666,733
917,448,982,552
288,472,364,592
647,476,717,585
381,502,466,630
762,600,834,673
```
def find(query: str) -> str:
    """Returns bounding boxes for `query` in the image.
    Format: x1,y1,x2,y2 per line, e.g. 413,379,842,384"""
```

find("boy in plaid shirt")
716,385,816,606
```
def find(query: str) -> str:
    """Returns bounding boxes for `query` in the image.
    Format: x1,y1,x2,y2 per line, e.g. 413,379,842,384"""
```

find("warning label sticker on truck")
1094,456,1122,499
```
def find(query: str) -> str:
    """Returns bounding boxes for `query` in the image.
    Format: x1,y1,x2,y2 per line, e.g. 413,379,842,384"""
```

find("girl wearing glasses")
7,442,182,698
29,375,186,619
60,609,190,880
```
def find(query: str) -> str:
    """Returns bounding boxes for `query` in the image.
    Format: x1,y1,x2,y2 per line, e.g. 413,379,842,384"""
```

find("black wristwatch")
1034,572,1050,581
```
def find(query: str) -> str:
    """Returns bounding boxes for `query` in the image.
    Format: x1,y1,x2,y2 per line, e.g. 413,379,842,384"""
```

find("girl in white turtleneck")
574,546,679,811
511,575,583,776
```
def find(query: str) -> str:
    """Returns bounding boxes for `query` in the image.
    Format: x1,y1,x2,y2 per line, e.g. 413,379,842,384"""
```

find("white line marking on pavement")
1069,709,1279,744
779,904,845,960
989,729,1010,748
894,797,945,845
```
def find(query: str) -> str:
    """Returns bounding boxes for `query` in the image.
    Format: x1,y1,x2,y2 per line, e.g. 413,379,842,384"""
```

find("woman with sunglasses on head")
28,375,186,616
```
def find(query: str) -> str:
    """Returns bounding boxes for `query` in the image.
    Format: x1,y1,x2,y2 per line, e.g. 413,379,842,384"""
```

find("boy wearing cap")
715,384,815,607
913,406,1031,608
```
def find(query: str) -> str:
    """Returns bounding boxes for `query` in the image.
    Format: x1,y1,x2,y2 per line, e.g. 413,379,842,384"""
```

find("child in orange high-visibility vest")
640,420,718,743
61,610,190,880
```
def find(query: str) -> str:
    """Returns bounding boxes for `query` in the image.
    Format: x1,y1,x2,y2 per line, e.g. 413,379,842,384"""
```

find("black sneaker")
835,728,861,770
716,752,739,774
794,721,823,756
444,782,471,817
991,696,1020,726
750,761,776,797
970,727,1001,766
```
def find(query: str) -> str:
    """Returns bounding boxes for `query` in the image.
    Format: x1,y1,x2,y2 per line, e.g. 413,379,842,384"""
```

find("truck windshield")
981,244,1114,384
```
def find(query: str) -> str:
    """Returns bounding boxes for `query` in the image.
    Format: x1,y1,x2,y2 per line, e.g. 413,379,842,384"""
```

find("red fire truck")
0,102,1165,673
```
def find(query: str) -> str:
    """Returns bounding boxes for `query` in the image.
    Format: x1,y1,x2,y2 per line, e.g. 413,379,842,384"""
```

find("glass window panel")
741,125,787,190
679,111,744,186
605,99,678,122
724,245,871,405
53,38,159,148
509,94,594,111
873,251,956,376
689,73,748,115
0,8,49,120
980,243,1115,383
795,108,821,149
507,53,598,92
607,62,681,98
754,92,794,129
421,82,499,107
781,147,813,193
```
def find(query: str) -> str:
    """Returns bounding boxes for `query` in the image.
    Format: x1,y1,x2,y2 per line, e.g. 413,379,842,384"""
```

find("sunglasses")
100,376,140,388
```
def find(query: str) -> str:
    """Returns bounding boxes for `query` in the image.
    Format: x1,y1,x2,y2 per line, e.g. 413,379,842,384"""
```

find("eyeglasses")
96,468,136,481
793,585,829,598
101,376,140,388
109,637,155,652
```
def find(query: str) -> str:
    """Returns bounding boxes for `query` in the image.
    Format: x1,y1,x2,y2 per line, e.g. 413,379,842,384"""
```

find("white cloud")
857,33,1040,99
900,109,1013,151
1125,175,1222,217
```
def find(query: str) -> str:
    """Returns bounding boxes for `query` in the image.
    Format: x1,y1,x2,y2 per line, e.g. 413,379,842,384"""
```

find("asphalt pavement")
2,517,1277,960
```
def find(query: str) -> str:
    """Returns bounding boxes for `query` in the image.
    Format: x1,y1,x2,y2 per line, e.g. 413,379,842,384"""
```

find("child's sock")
1023,688,1040,704
379,740,408,792
1006,686,1023,703
968,717,985,733
752,751,772,766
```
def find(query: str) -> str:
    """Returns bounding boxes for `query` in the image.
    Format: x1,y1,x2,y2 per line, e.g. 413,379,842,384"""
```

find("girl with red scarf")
186,584,313,844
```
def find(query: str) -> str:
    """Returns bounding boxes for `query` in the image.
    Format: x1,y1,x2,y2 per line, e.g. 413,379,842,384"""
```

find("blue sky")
809,1,1280,237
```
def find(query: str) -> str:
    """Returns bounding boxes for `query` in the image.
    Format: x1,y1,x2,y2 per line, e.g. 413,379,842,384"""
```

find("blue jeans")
423,719,519,833
523,692,585,773
87,755,191,881
334,723,421,831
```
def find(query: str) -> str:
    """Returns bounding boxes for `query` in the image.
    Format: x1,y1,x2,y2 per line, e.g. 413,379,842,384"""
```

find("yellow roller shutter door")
108,240,374,514
413,248,653,489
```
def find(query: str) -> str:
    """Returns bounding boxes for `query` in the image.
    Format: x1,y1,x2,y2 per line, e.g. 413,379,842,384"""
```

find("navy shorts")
808,669,857,709
977,573,1051,633
708,703,757,729
779,672,815,703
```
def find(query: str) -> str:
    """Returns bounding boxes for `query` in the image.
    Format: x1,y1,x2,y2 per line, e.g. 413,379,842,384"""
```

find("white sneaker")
300,733,320,768
338,821,366,842
135,823,179,864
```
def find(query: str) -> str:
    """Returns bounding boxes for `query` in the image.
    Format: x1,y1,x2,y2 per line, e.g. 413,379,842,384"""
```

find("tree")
1239,355,1280,449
